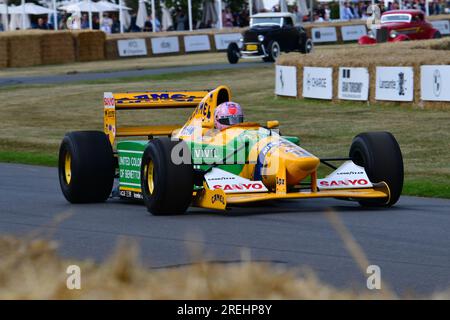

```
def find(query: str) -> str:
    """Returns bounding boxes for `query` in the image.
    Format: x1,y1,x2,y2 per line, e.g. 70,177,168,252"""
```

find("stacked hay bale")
0,36,8,68
40,31,75,65
277,38,450,108
3,31,42,67
72,30,106,62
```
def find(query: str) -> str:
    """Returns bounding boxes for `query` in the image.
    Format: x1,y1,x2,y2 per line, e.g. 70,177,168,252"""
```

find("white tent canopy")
59,1,112,13
7,3,53,14
96,0,131,11
9,9,31,30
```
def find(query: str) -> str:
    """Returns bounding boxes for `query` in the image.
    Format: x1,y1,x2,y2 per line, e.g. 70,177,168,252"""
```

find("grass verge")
0,66,449,198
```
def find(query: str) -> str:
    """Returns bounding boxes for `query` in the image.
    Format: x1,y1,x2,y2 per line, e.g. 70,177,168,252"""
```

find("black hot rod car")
227,12,313,64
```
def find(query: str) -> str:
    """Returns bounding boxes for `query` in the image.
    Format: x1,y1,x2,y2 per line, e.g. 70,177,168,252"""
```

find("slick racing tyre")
141,137,194,215
349,132,404,207
59,131,115,203
227,42,240,64
264,41,280,62
300,39,313,54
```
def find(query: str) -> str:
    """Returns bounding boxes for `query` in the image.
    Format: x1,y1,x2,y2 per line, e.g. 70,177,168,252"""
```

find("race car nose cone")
285,156,320,185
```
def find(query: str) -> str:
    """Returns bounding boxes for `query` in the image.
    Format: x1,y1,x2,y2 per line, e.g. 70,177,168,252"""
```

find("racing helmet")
214,102,244,130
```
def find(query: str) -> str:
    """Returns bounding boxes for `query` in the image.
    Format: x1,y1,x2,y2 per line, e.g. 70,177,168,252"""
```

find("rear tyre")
433,31,442,39
300,38,313,54
141,137,193,215
349,132,404,207
227,42,240,64
58,131,115,203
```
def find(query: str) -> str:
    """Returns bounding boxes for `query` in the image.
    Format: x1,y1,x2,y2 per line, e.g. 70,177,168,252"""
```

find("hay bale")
105,38,119,60
6,33,42,67
72,30,105,62
0,37,7,68
277,41,450,108
40,31,75,65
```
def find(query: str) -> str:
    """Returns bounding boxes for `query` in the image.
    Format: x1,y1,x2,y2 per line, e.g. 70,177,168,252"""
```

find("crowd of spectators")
311,0,450,23
1,0,450,33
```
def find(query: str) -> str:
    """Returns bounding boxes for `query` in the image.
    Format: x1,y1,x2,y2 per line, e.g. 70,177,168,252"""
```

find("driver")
214,102,244,130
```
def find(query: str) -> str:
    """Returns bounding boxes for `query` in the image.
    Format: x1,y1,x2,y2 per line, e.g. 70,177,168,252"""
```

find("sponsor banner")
184,35,211,52
205,168,268,194
317,161,373,190
117,39,147,57
421,65,450,101
275,65,297,97
214,33,242,50
338,67,369,101
302,67,333,100
341,25,367,41
151,37,180,54
311,27,337,43
375,66,414,102
430,20,450,35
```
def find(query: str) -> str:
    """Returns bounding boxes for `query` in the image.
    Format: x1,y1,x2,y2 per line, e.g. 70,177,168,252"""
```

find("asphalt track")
0,61,265,87
1,163,449,295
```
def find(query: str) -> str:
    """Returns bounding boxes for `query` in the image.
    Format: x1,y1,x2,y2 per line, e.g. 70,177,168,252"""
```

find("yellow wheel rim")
147,160,154,194
64,152,72,185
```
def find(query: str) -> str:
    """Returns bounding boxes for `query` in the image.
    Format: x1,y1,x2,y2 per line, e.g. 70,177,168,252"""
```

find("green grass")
1,66,449,198
0,151,57,167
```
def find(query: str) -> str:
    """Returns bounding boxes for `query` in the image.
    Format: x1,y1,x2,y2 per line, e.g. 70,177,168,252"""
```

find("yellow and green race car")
58,85,404,215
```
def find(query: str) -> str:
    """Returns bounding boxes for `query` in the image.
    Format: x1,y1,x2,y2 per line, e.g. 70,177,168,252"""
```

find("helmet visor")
217,115,244,126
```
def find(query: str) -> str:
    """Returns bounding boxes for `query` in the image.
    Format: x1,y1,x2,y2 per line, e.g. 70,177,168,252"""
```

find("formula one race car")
227,12,313,64
359,9,441,45
58,86,403,215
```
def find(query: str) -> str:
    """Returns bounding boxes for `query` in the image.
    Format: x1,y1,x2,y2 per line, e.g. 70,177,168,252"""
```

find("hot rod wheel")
227,42,240,64
263,41,280,62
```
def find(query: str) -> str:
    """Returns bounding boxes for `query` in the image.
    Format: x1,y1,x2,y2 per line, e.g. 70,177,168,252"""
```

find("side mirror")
266,120,279,129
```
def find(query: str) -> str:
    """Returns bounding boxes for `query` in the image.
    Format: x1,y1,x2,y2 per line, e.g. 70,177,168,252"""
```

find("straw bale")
40,31,75,65
277,40,450,108
0,37,7,68
72,30,106,62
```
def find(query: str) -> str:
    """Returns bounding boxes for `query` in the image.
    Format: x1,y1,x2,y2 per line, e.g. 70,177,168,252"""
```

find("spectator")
80,14,89,29
314,13,324,22
36,18,50,30
324,4,331,21
144,13,161,32
128,13,141,32
222,7,234,28
176,10,187,31
238,7,250,27
93,15,100,30
111,15,120,33
341,2,355,20
100,13,113,34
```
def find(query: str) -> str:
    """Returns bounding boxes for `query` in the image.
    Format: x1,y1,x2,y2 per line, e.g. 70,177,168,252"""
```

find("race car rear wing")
104,90,210,144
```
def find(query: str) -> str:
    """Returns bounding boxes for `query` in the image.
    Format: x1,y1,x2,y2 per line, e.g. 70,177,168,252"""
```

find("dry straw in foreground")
0,235,448,300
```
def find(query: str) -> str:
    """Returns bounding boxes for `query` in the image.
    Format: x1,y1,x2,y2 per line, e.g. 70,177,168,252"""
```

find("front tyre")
58,131,115,203
141,137,194,215
264,41,281,62
227,42,240,64
349,132,404,207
